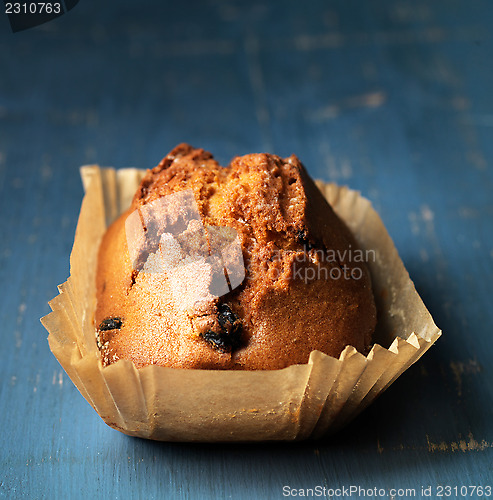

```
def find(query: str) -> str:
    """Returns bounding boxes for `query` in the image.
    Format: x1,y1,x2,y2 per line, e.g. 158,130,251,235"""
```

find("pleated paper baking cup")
41,166,441,442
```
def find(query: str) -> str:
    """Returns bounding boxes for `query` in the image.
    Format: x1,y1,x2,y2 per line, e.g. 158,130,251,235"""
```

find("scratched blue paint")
0,0,492,498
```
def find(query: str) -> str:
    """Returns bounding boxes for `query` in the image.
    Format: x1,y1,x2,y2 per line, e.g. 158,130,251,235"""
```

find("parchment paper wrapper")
41,166,441,442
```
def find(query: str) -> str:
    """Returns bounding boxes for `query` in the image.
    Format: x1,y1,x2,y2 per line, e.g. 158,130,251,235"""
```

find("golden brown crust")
95,144,376,370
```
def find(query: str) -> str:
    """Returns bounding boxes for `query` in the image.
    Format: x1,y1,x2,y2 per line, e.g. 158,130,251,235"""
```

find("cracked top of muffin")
95,143,376,370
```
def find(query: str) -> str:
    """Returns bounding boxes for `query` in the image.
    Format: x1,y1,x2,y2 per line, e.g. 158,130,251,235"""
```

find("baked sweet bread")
95,144,376,370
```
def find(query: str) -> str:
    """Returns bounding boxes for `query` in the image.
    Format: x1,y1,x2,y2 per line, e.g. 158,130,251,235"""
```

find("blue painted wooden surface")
1,0,492,498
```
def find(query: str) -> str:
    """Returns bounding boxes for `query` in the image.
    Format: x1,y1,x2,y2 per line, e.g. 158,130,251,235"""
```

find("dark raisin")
98,317,123,331
217,303,237,329
296,229,315,252
201,303,242,352
202,331,231,352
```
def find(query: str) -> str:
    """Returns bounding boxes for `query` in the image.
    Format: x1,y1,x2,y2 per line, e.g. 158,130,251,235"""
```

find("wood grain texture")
0,0,492,498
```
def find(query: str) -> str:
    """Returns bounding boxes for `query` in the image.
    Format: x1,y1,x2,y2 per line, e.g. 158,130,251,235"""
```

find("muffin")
42,157,441,441
95,144,376,370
